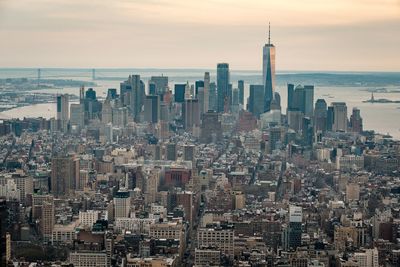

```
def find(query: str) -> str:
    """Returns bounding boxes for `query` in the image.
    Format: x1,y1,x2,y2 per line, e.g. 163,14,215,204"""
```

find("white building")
79,210,101,229
197,227,235,258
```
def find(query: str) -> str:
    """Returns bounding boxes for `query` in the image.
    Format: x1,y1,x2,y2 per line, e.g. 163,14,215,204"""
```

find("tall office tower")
314,99,328,133
51,155,80,197
149,83,156,95
57,94,69,132
283,206,302,250
114,191,131,218
166,142,177,161
263,23,276,112
302,117,313,146
195,80,204,96
327,106,334,131
149,76,168,95
287,84,295,113
144,95,160,124
41,199,54,241
231,88,239,113
209,82,217,111
204,72,210,112
112,107,128,127
174,84,186,103
349,107,363,133
217,63,230,113
303,85,314,117
101,99,112,124
287,110,304,132
70,103,84,130
184,82,192,100
84,88,101,121
130,75,143,121
79,86,85,104
183,99,200,131
159,103,169,121
120,81,132,107
200,111,223,143
197,86,205,115
293,85,305,113
238,80,244,105
332,102,348,132
248,85,265,118
107,88,117,99
86,87,96,100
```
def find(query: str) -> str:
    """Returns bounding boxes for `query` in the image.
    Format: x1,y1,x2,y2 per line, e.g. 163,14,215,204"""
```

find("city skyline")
0,0,400,71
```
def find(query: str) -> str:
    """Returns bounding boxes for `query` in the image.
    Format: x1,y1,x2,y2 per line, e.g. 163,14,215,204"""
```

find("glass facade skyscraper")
263,24,275,112
217,63,230,113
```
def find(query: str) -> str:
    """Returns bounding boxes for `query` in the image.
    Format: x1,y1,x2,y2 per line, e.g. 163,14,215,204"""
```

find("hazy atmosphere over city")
1,1,400,267
1,0,400,70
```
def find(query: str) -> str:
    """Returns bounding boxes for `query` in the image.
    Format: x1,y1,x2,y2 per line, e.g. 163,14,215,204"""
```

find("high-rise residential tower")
263,23,276,112
217,63,230,113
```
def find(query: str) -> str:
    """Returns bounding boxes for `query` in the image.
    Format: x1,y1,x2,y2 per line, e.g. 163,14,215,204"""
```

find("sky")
0,0,399,71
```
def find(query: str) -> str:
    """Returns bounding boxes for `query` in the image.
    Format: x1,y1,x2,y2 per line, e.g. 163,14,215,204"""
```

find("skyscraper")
51,155,80,197
332,102,348,132
183,99,200,131
238,80,244,106
149,75,168,95
114,190,130,218
130,75,143,121
70,104,84,131
200,111,222,143
287,84,295,113
283,206,302,250
203,72,210,112
248,85,265,118
314,99,328,133
174,84,186,103
56,94,69,132
350,107,363,133
327,106,334,131
101,99,112,124
195,80,204,96
231,88,239,113
303,85,314,117
209,82,217,112
144,95,160,124
263,23,276,112
217,63,230,113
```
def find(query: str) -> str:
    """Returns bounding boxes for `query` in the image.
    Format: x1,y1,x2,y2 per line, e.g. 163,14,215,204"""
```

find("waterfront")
1,69,400,139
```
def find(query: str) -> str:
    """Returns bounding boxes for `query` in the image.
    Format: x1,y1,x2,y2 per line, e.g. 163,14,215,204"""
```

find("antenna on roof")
268,22,271,45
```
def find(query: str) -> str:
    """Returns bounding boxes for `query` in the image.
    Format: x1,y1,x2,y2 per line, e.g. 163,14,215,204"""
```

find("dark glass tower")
217,63,230,113
263,23,275,112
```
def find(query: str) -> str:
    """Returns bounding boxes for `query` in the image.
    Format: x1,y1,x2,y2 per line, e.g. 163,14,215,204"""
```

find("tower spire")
268,22,271,45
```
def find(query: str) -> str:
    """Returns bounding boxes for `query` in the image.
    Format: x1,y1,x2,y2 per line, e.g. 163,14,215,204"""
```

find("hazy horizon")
1,0,400,71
